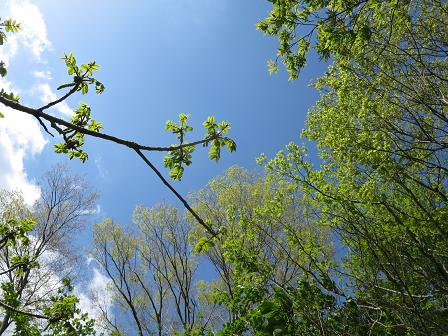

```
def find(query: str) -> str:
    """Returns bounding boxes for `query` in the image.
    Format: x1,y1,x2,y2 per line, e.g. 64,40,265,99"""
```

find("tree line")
0,0,447,335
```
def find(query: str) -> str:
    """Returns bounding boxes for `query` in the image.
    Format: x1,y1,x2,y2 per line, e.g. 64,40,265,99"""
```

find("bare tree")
0,165,98,334
93,204,211,335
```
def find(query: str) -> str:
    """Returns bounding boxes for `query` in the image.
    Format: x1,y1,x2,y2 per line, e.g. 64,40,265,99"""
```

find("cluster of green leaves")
59,52,105,94
164,113,196,180
202,117,236,161
164,114,236,180
43,278,96,336
53,53,105,162
54,102,102,162
0,17,21,118
0,18,20,77
257,0,397,79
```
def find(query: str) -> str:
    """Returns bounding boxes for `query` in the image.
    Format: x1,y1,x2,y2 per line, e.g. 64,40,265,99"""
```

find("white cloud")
75,258,114,333
8,0,51,60
0,0,55,205
0,78,46,204
33,70,52,80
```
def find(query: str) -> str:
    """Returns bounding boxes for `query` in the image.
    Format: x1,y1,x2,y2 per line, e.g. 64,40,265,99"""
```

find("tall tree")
189,166,333,335
93,204,211,335
257,0,448,334
0,166,98,335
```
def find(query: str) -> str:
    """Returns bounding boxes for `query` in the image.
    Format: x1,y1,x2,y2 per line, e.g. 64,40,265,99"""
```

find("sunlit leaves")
164,114,236,181
3,19,20,33
202,117,236,161
54,102,101,163
61,53,105,95
0,89,20,103
0,18,21,46
257,0,403,79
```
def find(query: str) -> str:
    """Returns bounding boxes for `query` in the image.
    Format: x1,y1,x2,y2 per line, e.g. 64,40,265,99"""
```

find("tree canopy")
0,0,447,335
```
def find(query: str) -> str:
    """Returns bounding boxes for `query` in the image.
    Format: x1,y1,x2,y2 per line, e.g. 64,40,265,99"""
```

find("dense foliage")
0,0,447,335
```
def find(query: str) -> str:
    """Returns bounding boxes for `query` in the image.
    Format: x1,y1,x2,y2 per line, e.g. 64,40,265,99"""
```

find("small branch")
34,115,54,137
0,95,224,234
0,96,223,152
0,262,29,276
38,85,78,112
134,149,216,236
0,299,48,320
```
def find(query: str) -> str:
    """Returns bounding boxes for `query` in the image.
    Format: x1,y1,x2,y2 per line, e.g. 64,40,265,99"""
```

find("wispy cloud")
33,70,52,80
76,257,114,333
94,156,109,180
36,83,73,116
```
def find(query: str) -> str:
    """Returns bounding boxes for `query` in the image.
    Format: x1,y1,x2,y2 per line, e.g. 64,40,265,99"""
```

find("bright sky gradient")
20,0,325,221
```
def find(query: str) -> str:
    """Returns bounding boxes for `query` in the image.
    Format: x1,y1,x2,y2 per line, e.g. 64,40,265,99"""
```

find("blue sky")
0,0,328,327
16,0,326,225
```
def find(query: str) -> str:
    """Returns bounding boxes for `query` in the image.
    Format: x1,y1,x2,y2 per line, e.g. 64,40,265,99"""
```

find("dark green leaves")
0,62,7,77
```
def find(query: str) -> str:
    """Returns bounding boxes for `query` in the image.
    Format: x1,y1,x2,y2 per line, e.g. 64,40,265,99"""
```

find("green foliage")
189,166,334,335
60,52,105,95
0,18,21,47
54,102,102,162
164,114,236,180
258,0,448,334
43,278,96,336
0,17,20,88
258,0,417,79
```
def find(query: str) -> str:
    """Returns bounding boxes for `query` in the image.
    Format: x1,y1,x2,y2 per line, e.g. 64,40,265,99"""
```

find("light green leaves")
54,102,102,163
3,19,20,33
164,114,196,180
0,89,20,102
52,54,106,162
202,117,236,161
0,18,21,46
164,114,236,181
60,52,105,95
